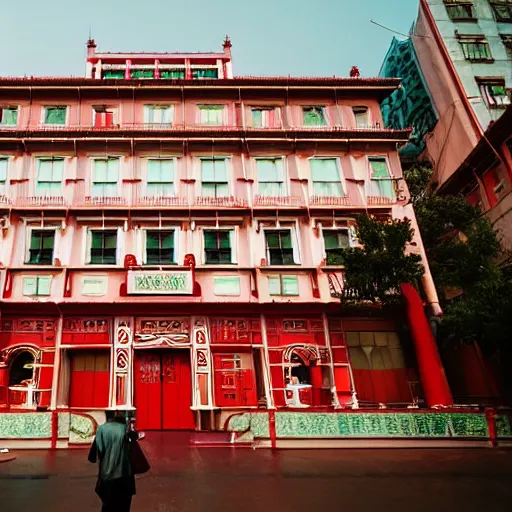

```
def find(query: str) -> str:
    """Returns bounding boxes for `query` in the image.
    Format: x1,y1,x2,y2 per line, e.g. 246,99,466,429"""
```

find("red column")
401,283,453,407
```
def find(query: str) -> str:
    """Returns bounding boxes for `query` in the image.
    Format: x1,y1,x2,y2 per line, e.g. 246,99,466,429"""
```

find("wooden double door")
134,351,195,430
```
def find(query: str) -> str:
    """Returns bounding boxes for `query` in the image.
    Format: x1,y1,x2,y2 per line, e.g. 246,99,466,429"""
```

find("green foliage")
404,162,512,354
341,214,424,304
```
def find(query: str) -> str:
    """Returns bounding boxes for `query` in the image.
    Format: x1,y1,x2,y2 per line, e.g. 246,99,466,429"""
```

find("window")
213,276,241,296
204,230,234,264
323,230,350,265
145,230,175,265
192,68,218,79
500,35,512,57
43,106,67,125
28,230,55,265
36,158,64,196
268,275,299,296
490,0,512,21
0,107,18,126
89,230,117,265
310,158,344,197
303,106,326,126
92,158,119,197
160,69,185,79
22,276,51,296
147,159,175,196
93,106,117,128
443,0,475,20
199,105,224,125
143,105,174,125
0,157,7,192
256,158,285,196
265,230,296,265
251,107,277,128
130,69,154,79
102,70,125,79
353,106,369,128
478,79,511,108
369,157,395,199
201,158,229,198
456,33,493,61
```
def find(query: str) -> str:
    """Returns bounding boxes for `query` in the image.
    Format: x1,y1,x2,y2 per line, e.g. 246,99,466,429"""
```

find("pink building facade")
0,40,447,441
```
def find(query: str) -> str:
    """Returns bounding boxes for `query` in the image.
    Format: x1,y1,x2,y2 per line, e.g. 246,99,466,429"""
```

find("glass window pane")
45,107,66,124
266,232,279,248
303,107,326,126
37,277,51,296
0,158,7,182
42,232,55,249
23,277,37,296
369,158,389,178
252,109,263,127
219,232,231,249
280,231,293,249
257,159,282,182
94,160,108,181
311,159,339,181
201,159,215,181
204,231,218,249
106,159,119,182
37,160,54,182
323,231,338,250
91,232,103,249
267,275,281,295
282,275,299,295
1,108,18,125
146,232,159,249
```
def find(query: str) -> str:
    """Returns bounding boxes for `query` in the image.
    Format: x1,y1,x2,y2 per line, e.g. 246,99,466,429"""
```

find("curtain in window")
199,105,224,125
369,158,395,199
257,158,284,196
130,69,154,79
36,158,64,195
103,71,125,79
93,159,119,197
147,159,174,196
303,107,326,126
144,106,173,124
45,107,66,125
1,108,18,125
311,159,344,196
192,69,218,79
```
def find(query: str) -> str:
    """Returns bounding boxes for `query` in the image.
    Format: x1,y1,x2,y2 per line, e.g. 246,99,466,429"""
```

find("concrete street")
1,434,511,512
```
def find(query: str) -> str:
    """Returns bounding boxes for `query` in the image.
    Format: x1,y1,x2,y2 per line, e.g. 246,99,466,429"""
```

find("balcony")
310,196,351,206
367,196,395,206
133,195,188,208
254,195,303,207
82,196,127,207
194,196,248,208
13,195,67,207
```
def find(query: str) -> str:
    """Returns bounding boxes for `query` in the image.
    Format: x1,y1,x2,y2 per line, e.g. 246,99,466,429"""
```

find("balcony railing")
14,195,67,207
194,196,248,208
133,195,188,207
254,195,303,207
310,195,351,206
367,196,395,205
0,194,11,206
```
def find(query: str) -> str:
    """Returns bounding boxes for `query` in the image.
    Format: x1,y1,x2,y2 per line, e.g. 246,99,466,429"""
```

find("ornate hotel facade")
0,39,453,442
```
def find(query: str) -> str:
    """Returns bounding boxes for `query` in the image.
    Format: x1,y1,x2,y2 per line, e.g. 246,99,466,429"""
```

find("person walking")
88,410,138,512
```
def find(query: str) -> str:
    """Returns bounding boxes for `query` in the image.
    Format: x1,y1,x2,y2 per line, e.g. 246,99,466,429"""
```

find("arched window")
9,351,34,386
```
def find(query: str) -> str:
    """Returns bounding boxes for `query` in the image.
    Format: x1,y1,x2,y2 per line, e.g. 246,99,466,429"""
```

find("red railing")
194,196,248,208
367,196,395,205
310,195,351,206
254,195,303,207
14,195,67,207
133,195,188,207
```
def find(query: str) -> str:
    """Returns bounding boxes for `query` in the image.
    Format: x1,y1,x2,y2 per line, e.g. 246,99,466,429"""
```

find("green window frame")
257,158,285,196
192,68,218,79
201,158,229,198
90,230,117,265
145,230,175,265
323,229,350,265
369,157,395,199
130,69,154,79
160,69,186,79
102,70,125,79
303,106,326,126
199,105,224,125
44,106,67,125
490,0,512,21
267,275,299,296
310,158,344,197
92,158,119,197
265,230,295,265
22,276,51,296
0,107,18,126
146,159,175,197
36,158,64,196
28,230,55,265
204,230,233,264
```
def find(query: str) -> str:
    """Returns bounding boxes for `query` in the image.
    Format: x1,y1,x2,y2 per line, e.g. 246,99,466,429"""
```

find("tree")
403,162,512,358
341,214,424,304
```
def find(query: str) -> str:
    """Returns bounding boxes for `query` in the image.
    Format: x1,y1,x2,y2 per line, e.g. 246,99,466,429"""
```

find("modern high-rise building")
0,38,464,447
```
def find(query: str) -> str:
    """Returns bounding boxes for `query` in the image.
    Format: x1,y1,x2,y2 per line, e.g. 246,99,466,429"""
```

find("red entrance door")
135,351,195,431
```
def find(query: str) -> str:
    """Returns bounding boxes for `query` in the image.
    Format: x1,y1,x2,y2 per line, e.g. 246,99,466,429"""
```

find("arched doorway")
8,350,35,407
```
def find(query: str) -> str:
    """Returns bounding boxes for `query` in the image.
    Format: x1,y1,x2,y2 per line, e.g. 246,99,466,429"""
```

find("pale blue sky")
0,0,418,78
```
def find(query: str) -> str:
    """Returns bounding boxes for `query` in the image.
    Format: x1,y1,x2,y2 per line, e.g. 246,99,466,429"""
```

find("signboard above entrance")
127,270,193,295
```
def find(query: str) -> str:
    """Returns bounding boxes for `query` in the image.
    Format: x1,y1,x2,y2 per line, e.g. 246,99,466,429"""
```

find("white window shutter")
85,229,92,264
229,228,238,264
199,229,206,265
53,229,60,265
173,228,180,264
116,228,124,265
136,228,145,265
292,226,301,264
143,105,151,124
